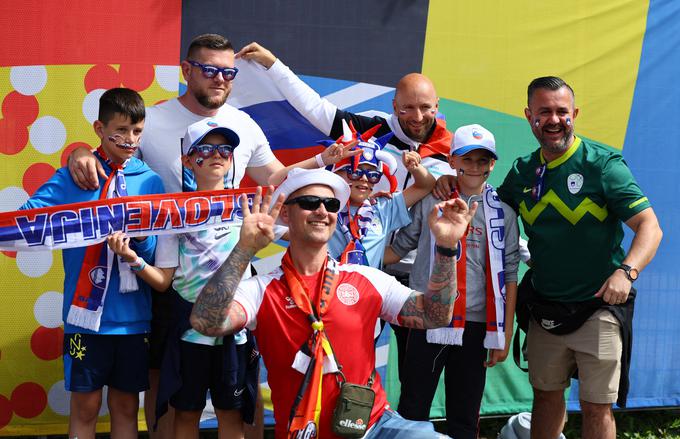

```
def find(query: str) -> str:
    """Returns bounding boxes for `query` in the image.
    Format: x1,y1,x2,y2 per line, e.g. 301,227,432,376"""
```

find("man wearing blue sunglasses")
66,33,284,438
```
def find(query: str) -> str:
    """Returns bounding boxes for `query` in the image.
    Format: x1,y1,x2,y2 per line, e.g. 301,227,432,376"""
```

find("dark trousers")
397,321,488,439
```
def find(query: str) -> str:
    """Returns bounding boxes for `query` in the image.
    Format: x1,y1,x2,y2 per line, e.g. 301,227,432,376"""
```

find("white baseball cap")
271,168,350,208
450,123,498,159
181,118,240,155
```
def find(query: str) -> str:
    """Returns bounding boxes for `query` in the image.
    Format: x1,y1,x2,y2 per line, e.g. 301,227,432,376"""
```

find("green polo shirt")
498,137,650,302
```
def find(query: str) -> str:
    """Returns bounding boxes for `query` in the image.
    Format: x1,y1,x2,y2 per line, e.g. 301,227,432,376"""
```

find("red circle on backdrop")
119,63,155,91
84,64,120,93
0,395,12,430
22,163,56,196
30,326,64,361
60,141,93,167
10,382,46,419
0,118,29,155
1,92,39,126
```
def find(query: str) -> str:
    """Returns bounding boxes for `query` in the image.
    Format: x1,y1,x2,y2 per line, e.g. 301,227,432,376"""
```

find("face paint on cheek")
195,157,204,167
534,119,540,127
566,117,571,126
483,171,490,177
458,168,465,175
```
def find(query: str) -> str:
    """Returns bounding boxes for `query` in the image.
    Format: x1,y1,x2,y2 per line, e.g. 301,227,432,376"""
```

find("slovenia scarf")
67,148,132,331
426,184,507,349
337,199,375,266
282,251,340,439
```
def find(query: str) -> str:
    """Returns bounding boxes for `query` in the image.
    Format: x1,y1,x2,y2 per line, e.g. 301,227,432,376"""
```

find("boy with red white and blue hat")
323,121,435,268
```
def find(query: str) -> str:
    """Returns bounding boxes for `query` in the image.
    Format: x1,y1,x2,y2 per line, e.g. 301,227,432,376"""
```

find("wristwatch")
618,264,639,282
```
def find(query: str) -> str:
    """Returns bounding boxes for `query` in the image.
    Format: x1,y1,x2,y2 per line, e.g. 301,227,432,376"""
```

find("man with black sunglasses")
66,33,284,438
190,167,476,438
237,41,456,383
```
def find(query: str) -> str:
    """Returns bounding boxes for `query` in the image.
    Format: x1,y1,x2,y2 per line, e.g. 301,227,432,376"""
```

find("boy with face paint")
108,119,259,439
326,124,435,268
385,124,520,439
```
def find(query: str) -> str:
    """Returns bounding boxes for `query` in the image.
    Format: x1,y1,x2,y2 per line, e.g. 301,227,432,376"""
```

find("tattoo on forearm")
398,252,456,329
190,245,254,336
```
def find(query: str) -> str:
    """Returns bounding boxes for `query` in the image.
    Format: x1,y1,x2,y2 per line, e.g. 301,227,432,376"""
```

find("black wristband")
435,245,458,257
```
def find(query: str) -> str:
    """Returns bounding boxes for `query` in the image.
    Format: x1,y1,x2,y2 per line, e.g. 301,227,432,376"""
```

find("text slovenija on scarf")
282,251,341,438
426,184,507,349
67,148,138,331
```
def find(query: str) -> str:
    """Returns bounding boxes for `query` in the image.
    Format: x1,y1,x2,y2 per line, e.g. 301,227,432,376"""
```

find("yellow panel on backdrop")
423,0,649,149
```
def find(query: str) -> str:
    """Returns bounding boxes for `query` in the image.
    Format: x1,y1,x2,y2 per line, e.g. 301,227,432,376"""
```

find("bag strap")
512,329,528,373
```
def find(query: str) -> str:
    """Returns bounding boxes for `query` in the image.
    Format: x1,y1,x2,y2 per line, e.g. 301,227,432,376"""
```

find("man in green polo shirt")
497,76,662,439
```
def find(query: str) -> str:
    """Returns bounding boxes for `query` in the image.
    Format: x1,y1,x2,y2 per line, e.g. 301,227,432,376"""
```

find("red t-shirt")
235,263,412,439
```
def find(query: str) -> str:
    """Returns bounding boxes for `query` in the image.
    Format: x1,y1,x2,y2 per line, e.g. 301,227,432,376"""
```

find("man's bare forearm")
398,252,456,329
190,244,254,336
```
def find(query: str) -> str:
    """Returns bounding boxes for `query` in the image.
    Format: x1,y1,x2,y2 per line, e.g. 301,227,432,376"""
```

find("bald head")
395,73,437,100
393,73,439,143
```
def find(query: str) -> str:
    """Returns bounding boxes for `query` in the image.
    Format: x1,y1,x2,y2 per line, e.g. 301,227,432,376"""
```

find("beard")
398,118,435,143
535,124,574,155
195,90,229,109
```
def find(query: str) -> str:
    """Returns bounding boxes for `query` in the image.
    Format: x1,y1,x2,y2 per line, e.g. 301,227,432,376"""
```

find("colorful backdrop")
1,0,679,434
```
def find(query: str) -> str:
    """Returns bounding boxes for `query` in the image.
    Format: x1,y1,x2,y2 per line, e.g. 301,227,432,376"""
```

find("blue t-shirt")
329,192,410,268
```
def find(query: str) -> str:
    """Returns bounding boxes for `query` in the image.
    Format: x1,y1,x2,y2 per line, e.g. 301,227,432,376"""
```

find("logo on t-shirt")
284,296,297,310
336,283,360,306
567,173,584,194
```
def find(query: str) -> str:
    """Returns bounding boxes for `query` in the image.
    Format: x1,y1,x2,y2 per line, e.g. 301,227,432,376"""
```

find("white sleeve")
355,267,413,324
245,117,277,168
154,234,179,268
266,59,338,136
233,276,267,330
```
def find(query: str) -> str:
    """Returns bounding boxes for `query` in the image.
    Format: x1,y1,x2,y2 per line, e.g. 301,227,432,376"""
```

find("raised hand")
319,139,361,166
238,186,284,254
235,42,277,69
402,150,422,171
107,231,138,262
428,198,478,249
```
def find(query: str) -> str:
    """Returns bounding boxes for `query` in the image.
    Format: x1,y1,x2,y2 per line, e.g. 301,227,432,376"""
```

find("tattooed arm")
190,244,254,336
397,197,477,329
191,186,284,336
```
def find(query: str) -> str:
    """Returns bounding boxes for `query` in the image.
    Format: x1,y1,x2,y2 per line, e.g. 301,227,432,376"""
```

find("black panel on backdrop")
180,0,429,86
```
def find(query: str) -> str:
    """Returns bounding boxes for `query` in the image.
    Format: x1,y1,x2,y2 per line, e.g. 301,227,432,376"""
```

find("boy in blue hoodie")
21,88,165,439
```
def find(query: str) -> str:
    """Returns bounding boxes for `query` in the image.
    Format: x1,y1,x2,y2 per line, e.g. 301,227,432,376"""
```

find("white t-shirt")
155,224,251,345
139,98,276,193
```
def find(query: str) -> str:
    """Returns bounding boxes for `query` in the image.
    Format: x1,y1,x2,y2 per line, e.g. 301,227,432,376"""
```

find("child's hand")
320,139,361,166
402,151,422,171
107,232,138,263
485,346,510,367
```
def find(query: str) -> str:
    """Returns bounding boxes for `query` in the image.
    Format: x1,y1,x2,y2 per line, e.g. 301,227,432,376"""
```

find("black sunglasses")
284,195,341,213
188,60,239,81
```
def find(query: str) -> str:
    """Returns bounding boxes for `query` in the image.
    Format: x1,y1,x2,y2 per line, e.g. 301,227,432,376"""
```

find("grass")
5,409,680,438
474,409,680,439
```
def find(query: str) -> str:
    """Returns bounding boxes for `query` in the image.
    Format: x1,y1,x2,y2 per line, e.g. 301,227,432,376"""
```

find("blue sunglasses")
188,143,235,159
346,168,382,184
188,60,238,81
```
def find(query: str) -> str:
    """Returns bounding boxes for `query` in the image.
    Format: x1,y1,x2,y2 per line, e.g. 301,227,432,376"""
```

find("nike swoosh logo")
215,231,231,240
234,388,244,397
523,187,533,193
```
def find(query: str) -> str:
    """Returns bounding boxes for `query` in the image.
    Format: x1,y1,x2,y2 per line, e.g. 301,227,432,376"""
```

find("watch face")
629,267,639,281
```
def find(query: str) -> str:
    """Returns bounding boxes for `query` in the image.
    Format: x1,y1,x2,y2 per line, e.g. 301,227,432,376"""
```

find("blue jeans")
365,409,451,438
